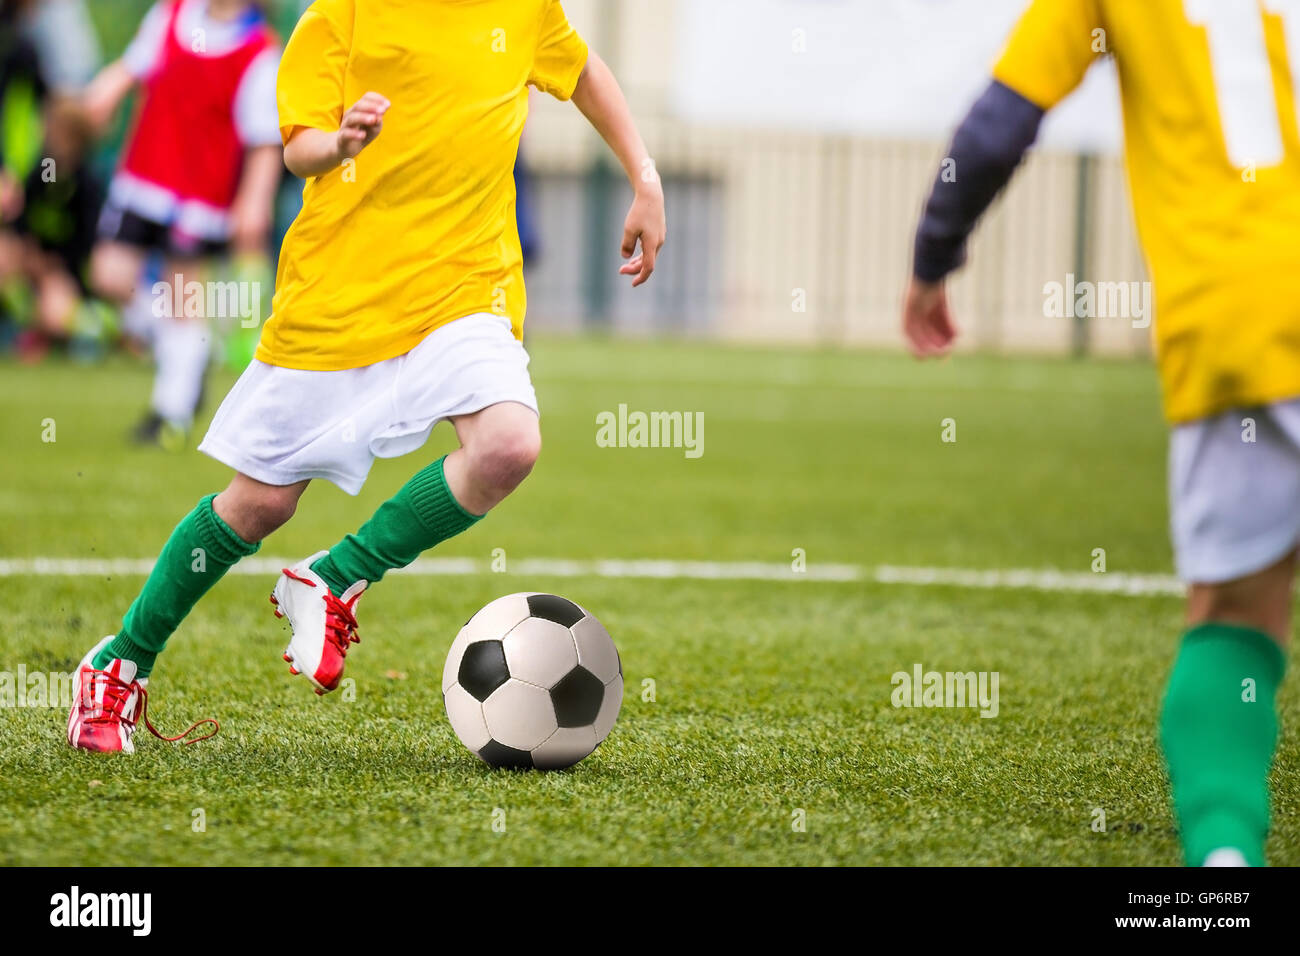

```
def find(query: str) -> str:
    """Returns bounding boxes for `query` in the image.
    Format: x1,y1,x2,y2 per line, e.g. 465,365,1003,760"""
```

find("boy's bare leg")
32,256,84,338
145,257,212,441
214,474,311,543
1187,550,1296,647
89,240,145,305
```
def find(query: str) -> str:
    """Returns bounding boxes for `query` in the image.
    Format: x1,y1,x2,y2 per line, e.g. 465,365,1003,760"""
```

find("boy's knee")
469,421,541,497
250,491,300,538
216,481,303,543
89,249,135,304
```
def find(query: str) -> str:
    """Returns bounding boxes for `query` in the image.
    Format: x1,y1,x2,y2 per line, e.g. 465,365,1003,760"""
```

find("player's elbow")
282,141,309,179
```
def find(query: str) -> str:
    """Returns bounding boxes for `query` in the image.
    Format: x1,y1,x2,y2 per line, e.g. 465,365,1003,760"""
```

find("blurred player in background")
83,0,282,447
0,0,47,339
2,0,111,360
0,96,107,360
66,0,665,752
18,0,102,94
904,0,1299,866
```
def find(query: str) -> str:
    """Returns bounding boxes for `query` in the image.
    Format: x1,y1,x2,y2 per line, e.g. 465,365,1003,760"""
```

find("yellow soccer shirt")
258,0,589,370
993,0,1300,423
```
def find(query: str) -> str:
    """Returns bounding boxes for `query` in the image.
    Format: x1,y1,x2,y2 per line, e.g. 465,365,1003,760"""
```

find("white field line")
0,556,1184,596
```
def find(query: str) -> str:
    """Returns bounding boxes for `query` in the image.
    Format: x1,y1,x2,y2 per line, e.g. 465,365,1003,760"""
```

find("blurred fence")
523,0,1152,358
523,109,1152,358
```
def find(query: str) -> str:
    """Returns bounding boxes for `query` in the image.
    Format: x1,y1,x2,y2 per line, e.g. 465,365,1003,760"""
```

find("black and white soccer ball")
442,593,623,770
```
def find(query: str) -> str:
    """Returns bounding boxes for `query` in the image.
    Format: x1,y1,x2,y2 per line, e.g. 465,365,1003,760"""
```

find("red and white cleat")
270,552,367,695
67,637,218,753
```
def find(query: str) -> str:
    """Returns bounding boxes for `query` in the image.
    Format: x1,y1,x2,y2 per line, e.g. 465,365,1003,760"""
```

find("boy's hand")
337,92,390,161
283,94,390,179
902,277,958,358
619,173,666,287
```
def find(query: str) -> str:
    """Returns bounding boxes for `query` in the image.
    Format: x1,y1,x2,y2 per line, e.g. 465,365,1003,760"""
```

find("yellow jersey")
994,0,1300,423
258,0,588,371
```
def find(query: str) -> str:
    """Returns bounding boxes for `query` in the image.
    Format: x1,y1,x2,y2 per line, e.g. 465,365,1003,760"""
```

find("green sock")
312,456,482,594
1160,623,1286,866
94,494,259,678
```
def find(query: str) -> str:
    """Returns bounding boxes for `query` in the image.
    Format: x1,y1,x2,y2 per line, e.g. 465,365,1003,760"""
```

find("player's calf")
1161,551,1293,866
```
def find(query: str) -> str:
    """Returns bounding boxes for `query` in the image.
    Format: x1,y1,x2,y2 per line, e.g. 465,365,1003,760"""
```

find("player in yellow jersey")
904,0,1298,865
66,0,666,753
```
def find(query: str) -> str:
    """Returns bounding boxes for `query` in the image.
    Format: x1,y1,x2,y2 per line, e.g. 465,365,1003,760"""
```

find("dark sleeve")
912,80,1046,283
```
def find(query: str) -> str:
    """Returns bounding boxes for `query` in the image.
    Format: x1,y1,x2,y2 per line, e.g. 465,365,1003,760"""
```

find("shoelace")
282,569,361,654
84,669,219,745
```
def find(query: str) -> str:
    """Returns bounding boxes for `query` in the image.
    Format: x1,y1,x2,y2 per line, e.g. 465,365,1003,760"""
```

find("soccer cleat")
271,552,367,695
67,636,218,753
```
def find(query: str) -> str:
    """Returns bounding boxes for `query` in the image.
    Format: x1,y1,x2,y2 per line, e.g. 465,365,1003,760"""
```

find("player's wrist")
332,129,351,164
632,157,662,196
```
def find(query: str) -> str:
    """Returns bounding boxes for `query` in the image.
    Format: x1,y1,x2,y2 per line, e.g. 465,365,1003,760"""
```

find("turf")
0,338,1295,866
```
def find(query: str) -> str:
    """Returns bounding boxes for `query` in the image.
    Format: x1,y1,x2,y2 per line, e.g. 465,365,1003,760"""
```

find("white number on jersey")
1185,0,1300,168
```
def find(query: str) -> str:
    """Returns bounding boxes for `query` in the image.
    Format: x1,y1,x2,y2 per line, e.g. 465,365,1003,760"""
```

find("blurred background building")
12,0,1149,359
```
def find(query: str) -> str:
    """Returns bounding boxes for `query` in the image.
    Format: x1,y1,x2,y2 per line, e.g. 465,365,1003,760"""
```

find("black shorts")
96,200,230,260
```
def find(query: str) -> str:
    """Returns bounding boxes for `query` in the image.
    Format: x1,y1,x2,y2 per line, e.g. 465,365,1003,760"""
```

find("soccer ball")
442,593,623,770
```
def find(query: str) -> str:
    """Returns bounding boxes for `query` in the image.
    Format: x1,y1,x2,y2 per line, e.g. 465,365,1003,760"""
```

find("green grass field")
1,337,1296,866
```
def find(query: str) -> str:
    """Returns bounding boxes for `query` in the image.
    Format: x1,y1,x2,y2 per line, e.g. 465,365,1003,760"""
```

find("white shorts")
1170,398,1300,583
198,313,538,495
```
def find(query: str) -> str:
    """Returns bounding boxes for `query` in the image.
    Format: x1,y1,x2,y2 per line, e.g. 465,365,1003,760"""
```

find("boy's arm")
231,145,284,254
902,81,1045,358
84,0,167,135
282,92,390,179
83,61,137,135
571,53,665,287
